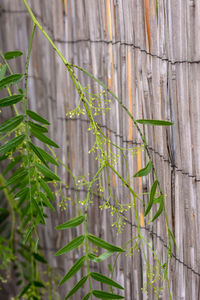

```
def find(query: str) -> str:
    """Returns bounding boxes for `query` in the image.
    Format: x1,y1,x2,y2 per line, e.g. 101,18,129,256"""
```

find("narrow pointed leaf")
56,215,85,230
33,281,45,288
92,290,124,299
27,110,50,125
35,162,60,181
0,153,9,162
82,293,91,300
36,147,59,166
91,272,124,289
31,129,59,148
144,180,158,216
55,235,85,256
65,275,88,299
88,251,114,263
6,169,28,186
0,74,24,89
59,256,86,286
0,94,23,107
133,160,152,177
28,121,48,133
39,178,54,202
136,119,173,126
151,195,164,222
15,187,29,202
4,51,23,60
33,252,47,264
39,192,55,211
18,283,31,297
0,115,24,134
0,65,7,81
23,224,35,244
0,134,25,154
28,142,48,167
32,198,45,225
88,234,125,253
169,228,177,248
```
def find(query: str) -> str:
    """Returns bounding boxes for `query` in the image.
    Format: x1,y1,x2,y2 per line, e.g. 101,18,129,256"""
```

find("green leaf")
36,147,59,166
0,94,23,107
39,192,55,211
169,228,177,248
55,235,85,256
144,180,158,216
65,275,88,299
136,119,173,126
56,216,85,230
0,74,24,89
35,162,60,181
82,293,91,300
27,110,50,125
33,281,45,288
23,224,35,244
31,129,59,148
0,153,9,162
0,65,7,81
32,197,45,225
18,283,31,297
92,290,124,299
6,169,28,186
90,272,124,290
28,142,48,167
88,234,125,253
33,252,47,264
0,134,25,154
151,195,164,222
15,187,29,201
88,251,114,263
133,160,152,177
4,51,23,60
0,115,24,134
28,121,48,133
39,178,54,202
59,256,86,286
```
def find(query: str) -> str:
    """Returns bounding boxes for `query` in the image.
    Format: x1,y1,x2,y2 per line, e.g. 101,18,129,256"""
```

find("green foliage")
56,215,85,230
90,272,124,290
4,50,23,60
59,256,86,286
0,74,23,89
136,119,173,126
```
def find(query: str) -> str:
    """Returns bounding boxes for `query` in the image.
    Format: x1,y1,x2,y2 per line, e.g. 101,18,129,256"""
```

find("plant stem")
23,23,36,283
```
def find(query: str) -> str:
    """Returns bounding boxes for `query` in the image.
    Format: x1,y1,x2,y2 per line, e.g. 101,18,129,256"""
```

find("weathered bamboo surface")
1,1,200,299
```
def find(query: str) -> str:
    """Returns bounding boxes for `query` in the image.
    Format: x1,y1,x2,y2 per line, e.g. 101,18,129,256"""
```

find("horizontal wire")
1,8,200,65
